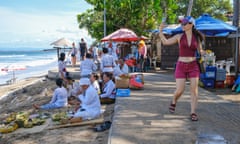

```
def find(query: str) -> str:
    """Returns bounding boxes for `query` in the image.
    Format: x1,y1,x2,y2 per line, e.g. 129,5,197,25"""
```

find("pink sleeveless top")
179,33,198,57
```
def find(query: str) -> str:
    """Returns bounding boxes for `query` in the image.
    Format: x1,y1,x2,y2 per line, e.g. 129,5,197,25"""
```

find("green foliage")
77,0,232,41
175,0,232,21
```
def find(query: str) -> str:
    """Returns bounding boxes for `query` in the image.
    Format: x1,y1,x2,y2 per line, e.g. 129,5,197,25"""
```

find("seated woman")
69,78,101,120
118,59,129,74
33,78,68,110
113,59,129,77
99,72,116,104
90,73,101,94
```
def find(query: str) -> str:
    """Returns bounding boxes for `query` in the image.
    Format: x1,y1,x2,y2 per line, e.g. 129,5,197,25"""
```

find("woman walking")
159,16,205,121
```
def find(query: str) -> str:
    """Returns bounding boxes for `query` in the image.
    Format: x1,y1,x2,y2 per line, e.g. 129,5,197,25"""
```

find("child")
90,73,101,94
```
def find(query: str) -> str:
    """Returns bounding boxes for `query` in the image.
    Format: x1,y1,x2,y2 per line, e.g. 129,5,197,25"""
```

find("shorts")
71,54,75,57
175,61,200,79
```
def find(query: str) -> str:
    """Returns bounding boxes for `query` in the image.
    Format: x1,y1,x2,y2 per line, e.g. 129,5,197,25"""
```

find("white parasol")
50,37,72,58
50,37,72,47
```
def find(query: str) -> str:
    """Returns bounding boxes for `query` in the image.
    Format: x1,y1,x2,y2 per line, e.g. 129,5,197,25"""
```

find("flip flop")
94,121,112,132
169,102,176,113
190,113,198,121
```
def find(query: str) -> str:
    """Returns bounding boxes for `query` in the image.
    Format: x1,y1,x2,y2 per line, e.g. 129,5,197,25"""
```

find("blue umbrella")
171,13,237,36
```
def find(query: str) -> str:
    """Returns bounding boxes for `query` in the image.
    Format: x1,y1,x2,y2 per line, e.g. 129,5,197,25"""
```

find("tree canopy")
77,0,232,41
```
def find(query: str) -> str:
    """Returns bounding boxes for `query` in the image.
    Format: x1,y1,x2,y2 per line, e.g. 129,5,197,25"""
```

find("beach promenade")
108,70,240,144
1,66,240,144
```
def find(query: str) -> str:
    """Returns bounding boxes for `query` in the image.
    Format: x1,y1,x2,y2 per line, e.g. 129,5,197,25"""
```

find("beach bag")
196,51,205,73
129,75,144,89
196,38,205,73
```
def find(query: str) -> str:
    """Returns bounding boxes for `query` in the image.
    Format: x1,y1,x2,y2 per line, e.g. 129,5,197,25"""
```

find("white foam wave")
24,58,58,67
0,55,26,58
0,71,8,76
0,57,57,71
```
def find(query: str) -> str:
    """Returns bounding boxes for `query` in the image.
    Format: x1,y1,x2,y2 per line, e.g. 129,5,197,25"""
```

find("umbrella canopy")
50,37,72,58
50,37,72,47
170,14,237,36
1,64,26,72
196,14,237,35
101,28,139,42
139,35,150,40
1,64,26,83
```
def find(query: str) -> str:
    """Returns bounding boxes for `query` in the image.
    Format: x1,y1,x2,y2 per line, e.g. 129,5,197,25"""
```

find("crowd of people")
33,38,148,122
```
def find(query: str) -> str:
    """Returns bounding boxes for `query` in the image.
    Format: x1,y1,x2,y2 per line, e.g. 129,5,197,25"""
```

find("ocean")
0,47,68,85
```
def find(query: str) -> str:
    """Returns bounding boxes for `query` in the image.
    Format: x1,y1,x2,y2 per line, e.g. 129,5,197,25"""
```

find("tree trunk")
186,0,194,16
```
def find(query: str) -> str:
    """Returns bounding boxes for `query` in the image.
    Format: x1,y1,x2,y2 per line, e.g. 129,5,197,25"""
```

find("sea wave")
0,55,26,58
0,71,8,76
0,57,57,68
25,58,58,67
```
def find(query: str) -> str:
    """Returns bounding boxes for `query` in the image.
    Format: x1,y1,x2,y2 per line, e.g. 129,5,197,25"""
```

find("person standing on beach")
33,78,68,110
159,16,205,121
100,47,116,74
80,53,97,78
58,52,68,82
138,40,147,72
68,42,78,67
79,38,87,61
108,39,118,61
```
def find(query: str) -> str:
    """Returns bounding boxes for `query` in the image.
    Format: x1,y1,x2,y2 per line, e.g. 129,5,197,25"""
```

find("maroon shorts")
175,61,200,79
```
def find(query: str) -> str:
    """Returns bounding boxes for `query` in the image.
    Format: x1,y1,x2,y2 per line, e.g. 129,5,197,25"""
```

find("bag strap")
197,37,202,54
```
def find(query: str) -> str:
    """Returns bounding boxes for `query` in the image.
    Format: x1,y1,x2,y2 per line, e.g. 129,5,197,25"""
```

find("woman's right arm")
159,23,179,45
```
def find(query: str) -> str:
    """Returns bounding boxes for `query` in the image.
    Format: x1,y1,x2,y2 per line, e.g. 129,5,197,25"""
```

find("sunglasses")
181,22,192,26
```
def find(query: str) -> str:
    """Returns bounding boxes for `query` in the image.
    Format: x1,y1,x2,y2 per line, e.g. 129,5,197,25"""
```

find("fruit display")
0,122,18,134
0,111,49,133
5,112,17,124
15,111,30,128
51,112,68,122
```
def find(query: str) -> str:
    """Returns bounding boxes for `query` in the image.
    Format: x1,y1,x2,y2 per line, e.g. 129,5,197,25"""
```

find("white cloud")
0,6,94,48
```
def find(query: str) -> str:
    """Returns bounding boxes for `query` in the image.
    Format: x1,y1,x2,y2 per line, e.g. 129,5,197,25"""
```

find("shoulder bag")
196,38,205,73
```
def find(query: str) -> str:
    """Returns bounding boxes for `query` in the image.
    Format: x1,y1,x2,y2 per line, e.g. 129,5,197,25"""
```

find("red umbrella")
1,64,26,83
101,28,139,42
139,35,149,40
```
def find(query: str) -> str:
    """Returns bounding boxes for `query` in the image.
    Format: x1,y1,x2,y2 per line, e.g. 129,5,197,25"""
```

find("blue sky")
0,0,93,48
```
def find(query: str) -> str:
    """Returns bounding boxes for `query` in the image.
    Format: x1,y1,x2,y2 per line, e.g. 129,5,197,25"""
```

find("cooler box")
225,74,235,86
215,81,225,88
202,79,215,88
205,66,217,79
216,68,226,81
116,88,131,97
200,73,205,80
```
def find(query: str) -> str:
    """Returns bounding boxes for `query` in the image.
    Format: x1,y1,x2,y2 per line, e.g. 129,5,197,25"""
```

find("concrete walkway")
108,70,240,144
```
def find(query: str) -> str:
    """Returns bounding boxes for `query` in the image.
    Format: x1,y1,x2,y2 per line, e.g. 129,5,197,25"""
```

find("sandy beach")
0,74,113,144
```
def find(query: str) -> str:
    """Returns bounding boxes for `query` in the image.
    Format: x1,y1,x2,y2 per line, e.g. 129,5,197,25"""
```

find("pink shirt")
179,33,198,57
139,45,147,57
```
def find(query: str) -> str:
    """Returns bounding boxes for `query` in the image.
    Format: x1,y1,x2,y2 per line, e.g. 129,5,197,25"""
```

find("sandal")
94,121,112,132
190,113,198,121
169,102,176,113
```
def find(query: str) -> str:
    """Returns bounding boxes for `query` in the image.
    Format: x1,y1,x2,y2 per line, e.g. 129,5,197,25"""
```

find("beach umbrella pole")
12,70,15,83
